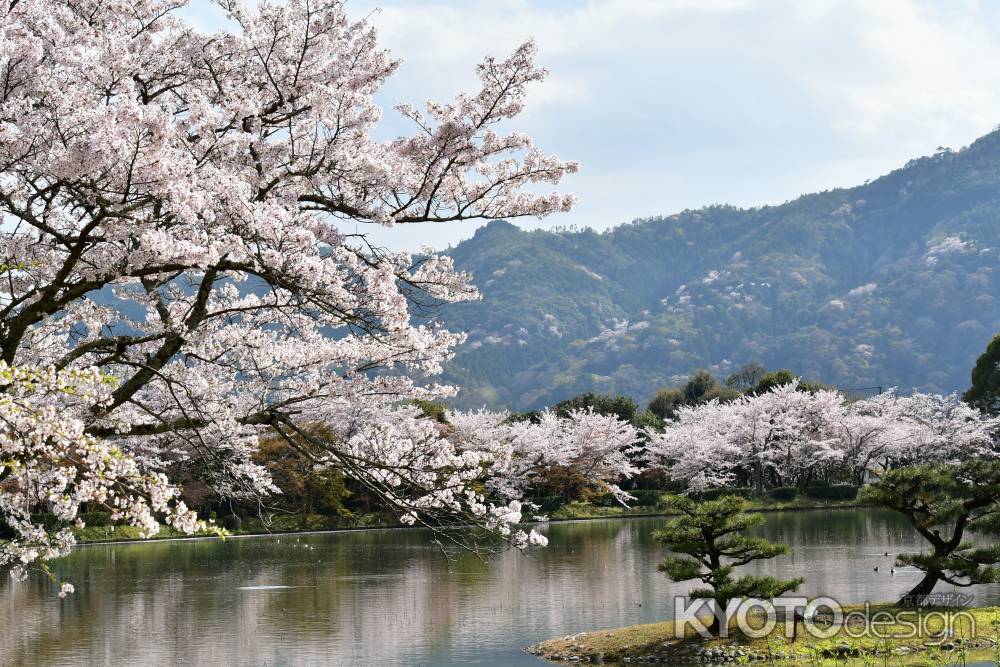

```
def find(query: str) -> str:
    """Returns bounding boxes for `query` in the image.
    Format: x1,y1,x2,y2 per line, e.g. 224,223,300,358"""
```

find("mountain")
437,130,1000,411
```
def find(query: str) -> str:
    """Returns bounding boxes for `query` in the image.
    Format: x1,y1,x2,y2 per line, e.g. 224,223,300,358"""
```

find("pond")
3,508,999,666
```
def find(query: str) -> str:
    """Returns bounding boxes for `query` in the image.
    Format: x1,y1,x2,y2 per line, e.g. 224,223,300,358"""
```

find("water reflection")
2,509,999,666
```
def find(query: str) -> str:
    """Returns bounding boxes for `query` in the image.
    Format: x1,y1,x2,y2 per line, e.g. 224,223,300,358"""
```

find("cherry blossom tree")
893,392,1000,463
643,398,743,492
447,408,643,509
0,0,577,579
0,363,202,591
646,383,843,493
832,391,998,485
830,390,908,486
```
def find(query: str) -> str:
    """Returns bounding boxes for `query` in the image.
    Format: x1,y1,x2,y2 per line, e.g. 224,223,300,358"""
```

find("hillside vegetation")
440,131,1000,410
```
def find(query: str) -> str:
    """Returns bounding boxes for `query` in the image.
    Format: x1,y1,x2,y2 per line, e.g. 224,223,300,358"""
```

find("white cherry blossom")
0,0,577,580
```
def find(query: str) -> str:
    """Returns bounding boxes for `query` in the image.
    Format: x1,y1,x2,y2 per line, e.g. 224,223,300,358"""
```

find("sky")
179,0,1000,251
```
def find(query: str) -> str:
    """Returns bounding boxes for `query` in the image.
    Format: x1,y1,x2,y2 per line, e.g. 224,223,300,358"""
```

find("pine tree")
863,460,1000,604
653,495,803,635
964,333,1000,415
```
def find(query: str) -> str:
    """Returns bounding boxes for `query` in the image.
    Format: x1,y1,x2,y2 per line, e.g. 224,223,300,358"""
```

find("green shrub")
629,489,663,506
79,511,113,527
769,486,798,501
592,493,622,507
694,487,753,501
527,496,564,512
221,514,243,531
805,484,858,500
0,521,15,539
29,512,61,529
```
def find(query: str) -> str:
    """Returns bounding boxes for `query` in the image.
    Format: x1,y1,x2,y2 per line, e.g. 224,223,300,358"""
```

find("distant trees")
548,391,663,432
647,370,739,421
724,363,767,391
965,333,1000,415
747,370,798,396
646,365,830,423
833,391,907,486
654,495,802,635
447,408,643,505
647,387,686,421
555,393,639,423
254,429,352,523
646,382,844,493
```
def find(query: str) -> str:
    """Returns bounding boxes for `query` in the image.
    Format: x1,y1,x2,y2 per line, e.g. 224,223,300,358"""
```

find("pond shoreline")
74,501,872,547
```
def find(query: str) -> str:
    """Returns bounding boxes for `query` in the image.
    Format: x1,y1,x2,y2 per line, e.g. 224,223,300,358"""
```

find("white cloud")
187,1,1000,250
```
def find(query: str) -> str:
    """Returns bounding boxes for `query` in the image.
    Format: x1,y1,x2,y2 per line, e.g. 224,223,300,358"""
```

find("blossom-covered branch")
0,0,577,578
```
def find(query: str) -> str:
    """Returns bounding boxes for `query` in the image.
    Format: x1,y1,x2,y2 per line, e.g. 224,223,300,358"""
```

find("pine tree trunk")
709,598,729,636
899,570,940,605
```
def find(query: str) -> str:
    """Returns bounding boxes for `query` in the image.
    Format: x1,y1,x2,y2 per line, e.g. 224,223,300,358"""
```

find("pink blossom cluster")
0,0,577,584
646,383,1000,491
448,408,644,510
0,363,203,587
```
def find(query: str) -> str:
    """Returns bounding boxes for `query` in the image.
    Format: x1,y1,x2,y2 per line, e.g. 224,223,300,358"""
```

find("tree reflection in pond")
3,510,1000,666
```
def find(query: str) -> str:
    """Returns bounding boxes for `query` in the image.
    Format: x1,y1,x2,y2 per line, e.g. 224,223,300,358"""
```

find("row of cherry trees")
427,383,999,519
646,382,999,494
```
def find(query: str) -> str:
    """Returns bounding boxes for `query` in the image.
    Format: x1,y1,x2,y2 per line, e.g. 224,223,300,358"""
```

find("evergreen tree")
964,333,1000,414
653,496,803,635
647,371,740,421
554,392,638,423
647,387,686,421
725,363,767,391
863,460,1000,604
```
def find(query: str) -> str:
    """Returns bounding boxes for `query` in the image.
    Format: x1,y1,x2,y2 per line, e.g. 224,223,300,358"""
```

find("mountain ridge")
437,129,1000,410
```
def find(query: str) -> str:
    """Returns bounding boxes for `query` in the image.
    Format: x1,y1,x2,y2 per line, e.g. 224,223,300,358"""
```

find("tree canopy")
0,0,576,580
964,333,1000,415
654,495,802,635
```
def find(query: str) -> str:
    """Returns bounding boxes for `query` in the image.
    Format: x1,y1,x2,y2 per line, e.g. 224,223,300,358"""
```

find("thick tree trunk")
708,613,723,636
709,598,730,636
899,570,940,605
752,465,765,496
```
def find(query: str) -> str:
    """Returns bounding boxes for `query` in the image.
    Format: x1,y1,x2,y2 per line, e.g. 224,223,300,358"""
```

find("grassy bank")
71,495,866,545
72,512,394,544
528,605,1000,665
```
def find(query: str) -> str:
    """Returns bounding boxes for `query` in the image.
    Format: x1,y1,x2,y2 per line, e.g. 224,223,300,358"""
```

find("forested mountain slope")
438,130,1000,410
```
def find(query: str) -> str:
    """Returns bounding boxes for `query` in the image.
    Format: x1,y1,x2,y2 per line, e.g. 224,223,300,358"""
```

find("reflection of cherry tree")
0,0,577,574
0,521,686,666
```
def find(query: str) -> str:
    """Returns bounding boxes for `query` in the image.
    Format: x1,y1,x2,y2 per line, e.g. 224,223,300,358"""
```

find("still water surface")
4,509,1000,666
